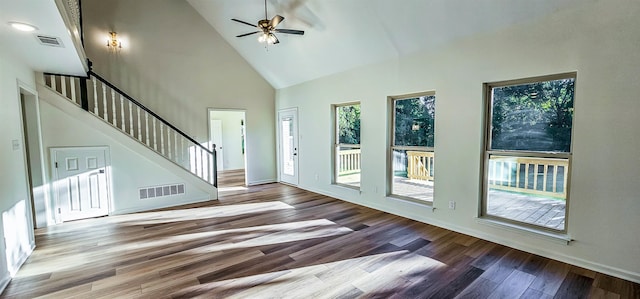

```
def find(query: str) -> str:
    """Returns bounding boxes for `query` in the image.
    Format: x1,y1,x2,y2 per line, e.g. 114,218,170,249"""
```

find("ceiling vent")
35,35,64,47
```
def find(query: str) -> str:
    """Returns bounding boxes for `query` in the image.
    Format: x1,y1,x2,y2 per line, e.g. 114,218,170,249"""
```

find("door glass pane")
281,116,295,176
391,149,434,201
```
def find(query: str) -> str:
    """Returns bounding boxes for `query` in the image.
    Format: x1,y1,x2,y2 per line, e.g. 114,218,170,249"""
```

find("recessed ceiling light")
8,22,38,32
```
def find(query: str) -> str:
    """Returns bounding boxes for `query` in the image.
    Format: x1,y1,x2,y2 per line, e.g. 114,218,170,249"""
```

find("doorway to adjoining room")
208,109,247,190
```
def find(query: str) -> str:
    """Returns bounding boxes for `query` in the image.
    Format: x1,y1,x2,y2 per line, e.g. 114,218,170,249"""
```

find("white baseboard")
0,243,36,294
246,179,277,186
111,196,213,215
0,276,10,296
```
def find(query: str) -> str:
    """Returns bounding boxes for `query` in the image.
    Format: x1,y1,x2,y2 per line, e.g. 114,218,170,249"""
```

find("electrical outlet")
314,173,319,181
448,201,456,210
374,186,378,193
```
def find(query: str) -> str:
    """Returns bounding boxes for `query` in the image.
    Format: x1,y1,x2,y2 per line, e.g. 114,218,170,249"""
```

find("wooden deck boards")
1,182,637,298
340,173,565,229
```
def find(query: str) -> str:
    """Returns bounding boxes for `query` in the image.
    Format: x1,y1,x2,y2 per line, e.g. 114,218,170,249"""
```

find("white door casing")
51,147,111,222
211,119,224,171
278,108,299,185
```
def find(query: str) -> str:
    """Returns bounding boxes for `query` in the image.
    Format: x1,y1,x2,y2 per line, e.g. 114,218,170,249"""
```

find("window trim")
387,91,436,204
480,72,576,234
332,102,361,190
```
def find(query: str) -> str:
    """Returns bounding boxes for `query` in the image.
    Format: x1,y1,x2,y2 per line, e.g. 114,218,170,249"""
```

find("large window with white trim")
482,73,575,232
334,103,361,188
388,92,435,203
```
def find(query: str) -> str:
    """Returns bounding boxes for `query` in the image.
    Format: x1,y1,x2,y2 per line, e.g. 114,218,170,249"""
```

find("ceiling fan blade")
270,15,284,28
236,31,260,38
272,34,280,44
275,29,305,35
231,18,257,28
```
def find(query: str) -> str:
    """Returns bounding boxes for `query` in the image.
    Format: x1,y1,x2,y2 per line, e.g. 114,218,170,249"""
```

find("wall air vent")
35,35,64,47
139,183,185,200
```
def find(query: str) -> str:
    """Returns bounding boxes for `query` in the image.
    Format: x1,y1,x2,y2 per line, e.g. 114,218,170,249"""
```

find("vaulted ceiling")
1,0,585,89
187,0,585,89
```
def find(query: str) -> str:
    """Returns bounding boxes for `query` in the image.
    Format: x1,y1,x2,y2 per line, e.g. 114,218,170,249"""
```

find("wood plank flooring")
2,183,639,298
217,169,245,188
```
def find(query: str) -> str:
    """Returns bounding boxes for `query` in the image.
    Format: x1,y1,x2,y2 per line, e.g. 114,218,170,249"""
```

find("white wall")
36,92,213,216
276,1,640,282
0,48,36,290
210,110,245,171
82,0,277,185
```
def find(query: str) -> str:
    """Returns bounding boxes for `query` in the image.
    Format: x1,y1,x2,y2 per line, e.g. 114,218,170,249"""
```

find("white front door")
278,108,299,185
52,147,110,222
211,119,224,171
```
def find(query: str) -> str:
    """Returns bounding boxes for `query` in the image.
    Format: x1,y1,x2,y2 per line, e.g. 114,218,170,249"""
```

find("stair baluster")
92,77,98,115
137,107,142,142
160,123,165,155
111,90,117,127
120,95,126,131
128,101,134,136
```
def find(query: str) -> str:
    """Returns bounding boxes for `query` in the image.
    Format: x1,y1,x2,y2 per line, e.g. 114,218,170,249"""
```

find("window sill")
476,217,572,245
386,195,434,210
332,183,362,194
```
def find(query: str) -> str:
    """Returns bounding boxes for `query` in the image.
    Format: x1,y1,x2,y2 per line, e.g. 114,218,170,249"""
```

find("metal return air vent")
35,35,64,47
139,183,185,199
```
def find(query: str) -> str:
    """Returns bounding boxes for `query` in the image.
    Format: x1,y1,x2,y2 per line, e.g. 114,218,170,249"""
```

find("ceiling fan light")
258,33,268,43
267,34,277,44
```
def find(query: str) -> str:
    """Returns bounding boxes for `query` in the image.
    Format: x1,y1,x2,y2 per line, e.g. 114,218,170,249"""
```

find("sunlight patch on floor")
18,219,352,277
218,186,249,192
171,250,446,298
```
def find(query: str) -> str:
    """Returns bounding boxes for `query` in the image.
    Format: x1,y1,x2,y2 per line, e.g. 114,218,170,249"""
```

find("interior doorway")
4,83,42,276
208,109,247,188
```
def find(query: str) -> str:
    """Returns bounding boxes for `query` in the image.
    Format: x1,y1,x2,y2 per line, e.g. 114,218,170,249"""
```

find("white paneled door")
278,108,299,185
51,147,110,222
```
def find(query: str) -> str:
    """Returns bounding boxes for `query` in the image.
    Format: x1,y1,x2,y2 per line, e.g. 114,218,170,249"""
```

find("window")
389,93,435,203
482,73,575,232
334,103,361,188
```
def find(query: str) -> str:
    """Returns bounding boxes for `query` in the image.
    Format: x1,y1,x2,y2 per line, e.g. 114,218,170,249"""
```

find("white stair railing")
43,72,217,186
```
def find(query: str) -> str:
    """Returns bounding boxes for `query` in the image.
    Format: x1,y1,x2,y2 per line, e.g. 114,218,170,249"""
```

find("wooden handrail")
43,72,217,187
88,71,213,155
44,71,213,155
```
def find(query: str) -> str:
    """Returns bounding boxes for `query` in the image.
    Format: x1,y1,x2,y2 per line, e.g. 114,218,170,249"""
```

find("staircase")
43,71,217,187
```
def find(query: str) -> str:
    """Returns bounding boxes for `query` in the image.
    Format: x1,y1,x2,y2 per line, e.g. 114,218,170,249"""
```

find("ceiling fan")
232,0,305,45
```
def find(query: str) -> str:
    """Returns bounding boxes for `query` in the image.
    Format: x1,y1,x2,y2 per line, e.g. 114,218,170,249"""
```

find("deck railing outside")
337,149,361,175
407,151,435,181
44,73,216,186
488,156,568,198
336,149,568,199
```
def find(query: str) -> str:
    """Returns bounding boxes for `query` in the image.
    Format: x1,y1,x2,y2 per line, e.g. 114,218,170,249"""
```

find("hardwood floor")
217,169,245,188
2,183,639,298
